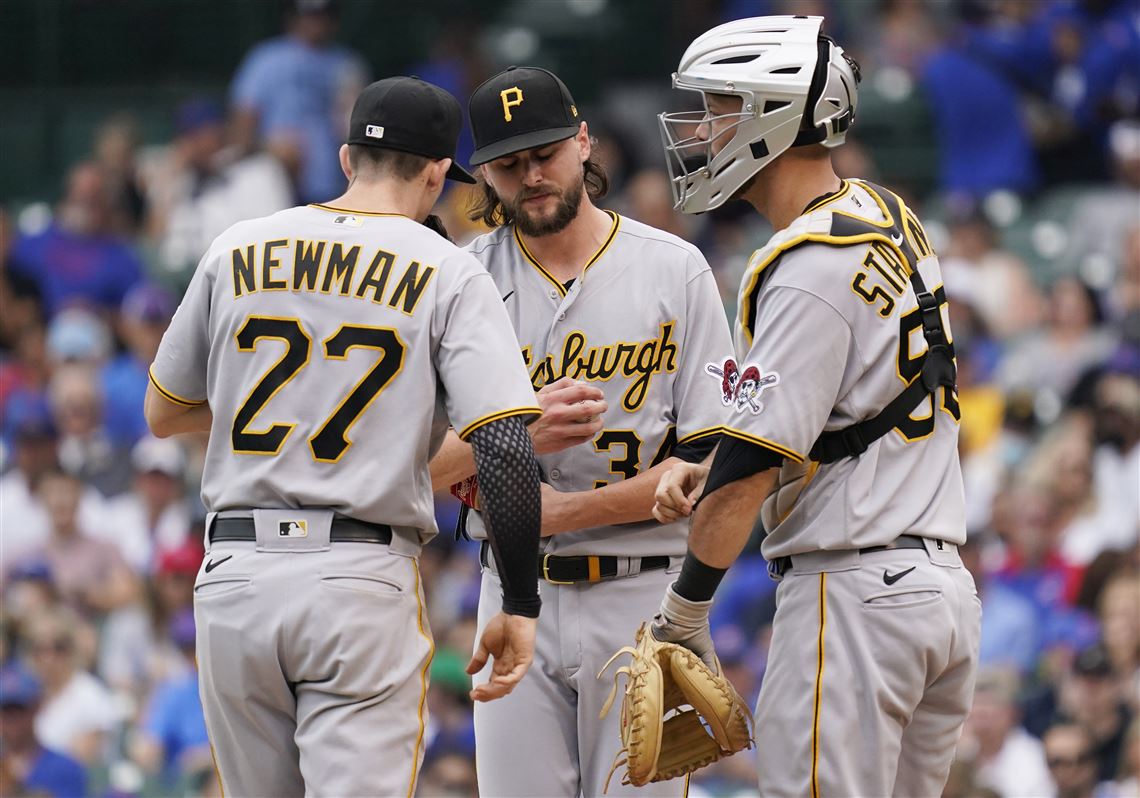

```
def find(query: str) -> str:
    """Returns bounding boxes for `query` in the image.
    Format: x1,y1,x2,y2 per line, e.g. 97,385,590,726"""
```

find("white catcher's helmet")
660,15,861,213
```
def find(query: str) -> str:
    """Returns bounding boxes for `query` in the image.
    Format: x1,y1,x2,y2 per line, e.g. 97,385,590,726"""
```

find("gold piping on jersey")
458,405,544,440
738,181,916,345
802,179,851,214
811,572,827,798
308,203,410,218
407,560,434,798
208,739,225,797
720,427,805,463
148,368,206,406
675,426,723,445
513,210,620,296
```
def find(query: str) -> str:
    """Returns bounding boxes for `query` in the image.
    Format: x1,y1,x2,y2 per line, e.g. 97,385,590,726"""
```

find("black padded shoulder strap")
809,182,956,464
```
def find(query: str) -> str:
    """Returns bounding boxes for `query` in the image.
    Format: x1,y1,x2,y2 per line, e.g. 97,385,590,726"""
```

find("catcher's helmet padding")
660,15,861,213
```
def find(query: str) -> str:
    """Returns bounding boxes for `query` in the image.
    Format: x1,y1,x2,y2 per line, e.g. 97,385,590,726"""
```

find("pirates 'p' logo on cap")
500,87,524,122
279,519,309,537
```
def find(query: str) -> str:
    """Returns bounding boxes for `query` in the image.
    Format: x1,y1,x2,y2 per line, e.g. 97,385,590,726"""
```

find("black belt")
479,542,670,585
210,517,393,544
770,534,941,578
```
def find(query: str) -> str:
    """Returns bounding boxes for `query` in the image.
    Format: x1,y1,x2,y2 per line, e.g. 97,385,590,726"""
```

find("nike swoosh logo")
501,291,514,302
204,555,233,574
890,231,904,246
883,566,916,585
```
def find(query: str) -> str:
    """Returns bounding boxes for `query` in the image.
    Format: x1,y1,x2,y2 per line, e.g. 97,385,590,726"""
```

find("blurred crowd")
1,0,1137,796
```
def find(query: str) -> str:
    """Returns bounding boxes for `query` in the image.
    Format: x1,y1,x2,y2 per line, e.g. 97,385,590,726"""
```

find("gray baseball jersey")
725,179,979,797
722,179,966,559
154,203,541,796
464,211,732,798
462,211,732,557
150,204,540,554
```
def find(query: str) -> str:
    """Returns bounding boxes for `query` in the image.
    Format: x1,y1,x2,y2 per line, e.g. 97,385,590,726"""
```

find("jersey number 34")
231,315,405,463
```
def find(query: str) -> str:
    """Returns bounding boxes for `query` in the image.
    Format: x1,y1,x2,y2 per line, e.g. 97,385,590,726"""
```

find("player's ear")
338,144,353,180
427,158,451,191
577,121,590,163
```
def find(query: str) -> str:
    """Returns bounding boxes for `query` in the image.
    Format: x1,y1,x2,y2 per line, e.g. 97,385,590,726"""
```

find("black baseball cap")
468,66,581,165
347,77,475,184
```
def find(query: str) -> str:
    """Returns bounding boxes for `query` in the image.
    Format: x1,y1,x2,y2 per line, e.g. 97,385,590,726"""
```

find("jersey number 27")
231,315,405,462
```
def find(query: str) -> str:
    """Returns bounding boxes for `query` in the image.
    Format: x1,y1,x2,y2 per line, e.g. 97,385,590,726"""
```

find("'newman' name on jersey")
230,239,435,315
522,322,678,412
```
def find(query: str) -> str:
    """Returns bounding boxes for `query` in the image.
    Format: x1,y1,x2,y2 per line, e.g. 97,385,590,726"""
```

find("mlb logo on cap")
279,520,309,538
365,124,384,139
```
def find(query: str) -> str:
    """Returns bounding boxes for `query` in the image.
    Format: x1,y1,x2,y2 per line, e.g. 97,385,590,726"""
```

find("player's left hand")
652,462,710,523
467,612,538,702
651,583,717,670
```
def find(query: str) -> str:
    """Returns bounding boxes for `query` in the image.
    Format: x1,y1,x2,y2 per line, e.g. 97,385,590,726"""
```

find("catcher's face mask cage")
659,98,757,214
658,15,859,214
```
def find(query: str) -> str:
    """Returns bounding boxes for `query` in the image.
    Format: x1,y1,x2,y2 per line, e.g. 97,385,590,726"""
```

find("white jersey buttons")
549,468,562,480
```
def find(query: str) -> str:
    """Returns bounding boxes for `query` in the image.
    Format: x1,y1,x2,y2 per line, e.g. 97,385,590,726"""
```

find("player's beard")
506,171,585,237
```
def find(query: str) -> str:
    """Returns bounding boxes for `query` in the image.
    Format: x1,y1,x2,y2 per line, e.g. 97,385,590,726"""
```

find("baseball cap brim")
469,125,580,166
446,161,477,184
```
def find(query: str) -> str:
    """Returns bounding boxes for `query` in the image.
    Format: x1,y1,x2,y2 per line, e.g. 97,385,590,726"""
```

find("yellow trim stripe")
803,179,850,214
811,573,827,798
720,427,805,463
513,210,621,296
307,203,409,218
676,426,723,446
407,560,435,798
458,405,543,440
208,740,225,797
740,230,906,346
148,368,206,407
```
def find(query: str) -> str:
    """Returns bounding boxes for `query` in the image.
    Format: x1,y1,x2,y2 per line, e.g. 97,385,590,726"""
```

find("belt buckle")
542,554,574,585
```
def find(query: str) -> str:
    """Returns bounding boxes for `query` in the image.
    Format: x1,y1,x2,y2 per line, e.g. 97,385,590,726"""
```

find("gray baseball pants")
194,537,433,797
754,538,980,797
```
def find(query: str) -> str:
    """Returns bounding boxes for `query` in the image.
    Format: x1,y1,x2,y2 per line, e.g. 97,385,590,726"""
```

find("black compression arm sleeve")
700,434,784,501
468,416,542,618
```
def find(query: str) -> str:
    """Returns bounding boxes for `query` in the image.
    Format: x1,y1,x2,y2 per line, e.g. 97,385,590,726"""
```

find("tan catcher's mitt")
598,622,754,789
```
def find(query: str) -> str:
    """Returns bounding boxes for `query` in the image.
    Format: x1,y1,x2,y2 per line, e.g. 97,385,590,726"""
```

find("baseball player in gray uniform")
428,66,733,796
648,17,981,798
144,77,547,798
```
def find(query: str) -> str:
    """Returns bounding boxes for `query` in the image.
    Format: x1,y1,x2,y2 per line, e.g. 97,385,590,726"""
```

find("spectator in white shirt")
24,607,121,765
962,667,1056,798
143,97,293,286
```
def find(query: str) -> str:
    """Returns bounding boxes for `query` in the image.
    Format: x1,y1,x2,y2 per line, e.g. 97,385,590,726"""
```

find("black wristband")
501,595,542,619
673,549,728,602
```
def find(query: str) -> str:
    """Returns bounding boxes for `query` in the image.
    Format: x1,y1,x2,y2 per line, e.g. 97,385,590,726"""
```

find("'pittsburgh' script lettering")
523,322,678,412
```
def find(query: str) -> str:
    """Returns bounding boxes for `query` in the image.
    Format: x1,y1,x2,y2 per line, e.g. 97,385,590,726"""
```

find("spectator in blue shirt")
10,162,143,319
130,609,211,791
229,0,368,203
0,662,87,798
101,283,176,448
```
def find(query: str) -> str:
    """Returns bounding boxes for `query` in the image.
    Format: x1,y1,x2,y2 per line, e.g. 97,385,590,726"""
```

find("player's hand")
528,377,607,455
466,611,538,702
652,462,711,523
651,583,717,671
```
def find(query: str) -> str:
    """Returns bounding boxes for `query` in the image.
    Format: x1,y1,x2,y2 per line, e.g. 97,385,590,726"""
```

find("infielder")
429,66,732,796
649,17,981,797
144,77,545,797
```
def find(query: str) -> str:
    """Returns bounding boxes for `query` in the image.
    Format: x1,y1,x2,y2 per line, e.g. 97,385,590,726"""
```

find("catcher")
624,15,980,798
